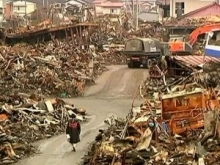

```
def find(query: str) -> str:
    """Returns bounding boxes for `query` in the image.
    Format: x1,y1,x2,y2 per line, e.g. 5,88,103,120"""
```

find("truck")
124,38,169,68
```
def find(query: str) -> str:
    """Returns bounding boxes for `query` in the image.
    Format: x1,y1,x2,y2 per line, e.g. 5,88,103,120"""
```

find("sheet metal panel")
171,55,220,67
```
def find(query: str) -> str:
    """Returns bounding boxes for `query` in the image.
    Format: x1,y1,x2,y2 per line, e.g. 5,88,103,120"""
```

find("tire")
133,62,140,68
127,62,134,68
144,58,152,69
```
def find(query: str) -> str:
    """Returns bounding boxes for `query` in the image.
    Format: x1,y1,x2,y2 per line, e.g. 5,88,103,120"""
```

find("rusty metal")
170,55,220,66
149,64,163,78
165,55,220,77
161,89,205,134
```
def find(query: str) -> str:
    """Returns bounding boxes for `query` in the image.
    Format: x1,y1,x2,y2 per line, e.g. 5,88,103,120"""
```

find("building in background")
178,2,220,19
157,0,170,17
0,0,3,21
64,0,88,7
13,0,36,17
4,0,37,18
4,1,13,19
170,0,216,17
93,0,124,16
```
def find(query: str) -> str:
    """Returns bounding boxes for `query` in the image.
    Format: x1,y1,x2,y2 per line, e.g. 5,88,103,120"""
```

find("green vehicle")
124,38,168,68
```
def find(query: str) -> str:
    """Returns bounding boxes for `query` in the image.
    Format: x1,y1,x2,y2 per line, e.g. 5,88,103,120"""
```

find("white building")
170,0,216,17
64,0,88,7
0,0,3,21
13,0,36,17
93,0,124,16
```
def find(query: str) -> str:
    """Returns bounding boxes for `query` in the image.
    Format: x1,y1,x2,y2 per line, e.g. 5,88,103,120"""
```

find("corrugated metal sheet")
183,3,220,18
171,55,220,67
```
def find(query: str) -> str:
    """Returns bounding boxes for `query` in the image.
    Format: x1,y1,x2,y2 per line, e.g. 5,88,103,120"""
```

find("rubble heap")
0,93,87,164
83,88,220,165
164,16,220,27
83,61,220,165
96,50,126,65
0,40,109,97
141,60,220,99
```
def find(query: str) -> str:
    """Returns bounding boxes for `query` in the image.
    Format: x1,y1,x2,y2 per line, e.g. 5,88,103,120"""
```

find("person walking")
66,114,81,151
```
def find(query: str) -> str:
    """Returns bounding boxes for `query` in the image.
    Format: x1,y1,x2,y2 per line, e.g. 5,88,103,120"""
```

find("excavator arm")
188,23,220,45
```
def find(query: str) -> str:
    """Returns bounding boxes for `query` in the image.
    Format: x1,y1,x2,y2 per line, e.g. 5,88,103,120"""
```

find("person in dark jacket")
66,114,81,151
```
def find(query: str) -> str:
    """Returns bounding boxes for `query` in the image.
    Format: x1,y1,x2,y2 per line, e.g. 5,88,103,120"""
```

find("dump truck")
124,38,168,68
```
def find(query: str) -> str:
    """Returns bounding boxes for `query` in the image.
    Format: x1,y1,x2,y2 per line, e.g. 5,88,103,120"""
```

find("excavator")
169,23,220,54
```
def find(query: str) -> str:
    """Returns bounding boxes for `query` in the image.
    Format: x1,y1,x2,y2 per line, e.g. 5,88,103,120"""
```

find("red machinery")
169,23,220,54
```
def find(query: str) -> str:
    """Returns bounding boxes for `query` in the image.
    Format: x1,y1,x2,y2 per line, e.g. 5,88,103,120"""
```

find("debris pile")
96,50,126,65
140,59,220,99
83,86,220,164
0,93,87,164
127,24,163,39
165,16,220,27
92,13,162,46
83,60,220,164
0,40,109,97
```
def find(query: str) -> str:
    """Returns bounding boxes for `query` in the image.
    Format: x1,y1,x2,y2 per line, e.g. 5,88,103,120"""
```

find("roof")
92,0,104,3
29,0,90,7
98,1,124,7
126,37,160,43
180,2,220,19
92,0,121,4
65,0,88,5
170,55,220,68
24,0,61,7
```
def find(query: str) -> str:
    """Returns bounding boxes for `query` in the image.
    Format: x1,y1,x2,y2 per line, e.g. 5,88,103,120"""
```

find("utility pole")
135,0,138,30
25,0,27,25
132,0,134,15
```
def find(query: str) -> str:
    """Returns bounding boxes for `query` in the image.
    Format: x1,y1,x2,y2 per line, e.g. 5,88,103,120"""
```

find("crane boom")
169,23,220,54
188,23,220,45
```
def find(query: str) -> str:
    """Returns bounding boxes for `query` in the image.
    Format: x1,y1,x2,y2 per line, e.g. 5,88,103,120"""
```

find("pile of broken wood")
0,92,87,164
83,65,220,165
140,61,220,99
164,16,220,27
83,89,220,165
0,40,110,97
96,51,126,65
164,15,220,27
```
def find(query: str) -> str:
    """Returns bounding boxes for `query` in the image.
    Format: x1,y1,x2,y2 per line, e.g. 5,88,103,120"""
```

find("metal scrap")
83,93,220,164
83,59,220,165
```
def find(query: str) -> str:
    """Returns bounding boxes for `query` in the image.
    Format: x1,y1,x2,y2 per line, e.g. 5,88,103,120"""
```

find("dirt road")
14,65,148,165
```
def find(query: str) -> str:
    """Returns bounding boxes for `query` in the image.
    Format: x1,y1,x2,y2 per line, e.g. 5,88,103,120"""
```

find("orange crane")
169,23,220,54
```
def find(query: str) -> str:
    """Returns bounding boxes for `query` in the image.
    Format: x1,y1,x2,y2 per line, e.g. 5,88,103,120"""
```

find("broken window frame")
175,2,184,14
110,8,117,14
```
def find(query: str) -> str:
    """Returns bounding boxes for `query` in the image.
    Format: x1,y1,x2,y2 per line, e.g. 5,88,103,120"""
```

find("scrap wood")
0,93,88,164
83,89,220,165
0,40,112,97
164,16,220,27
